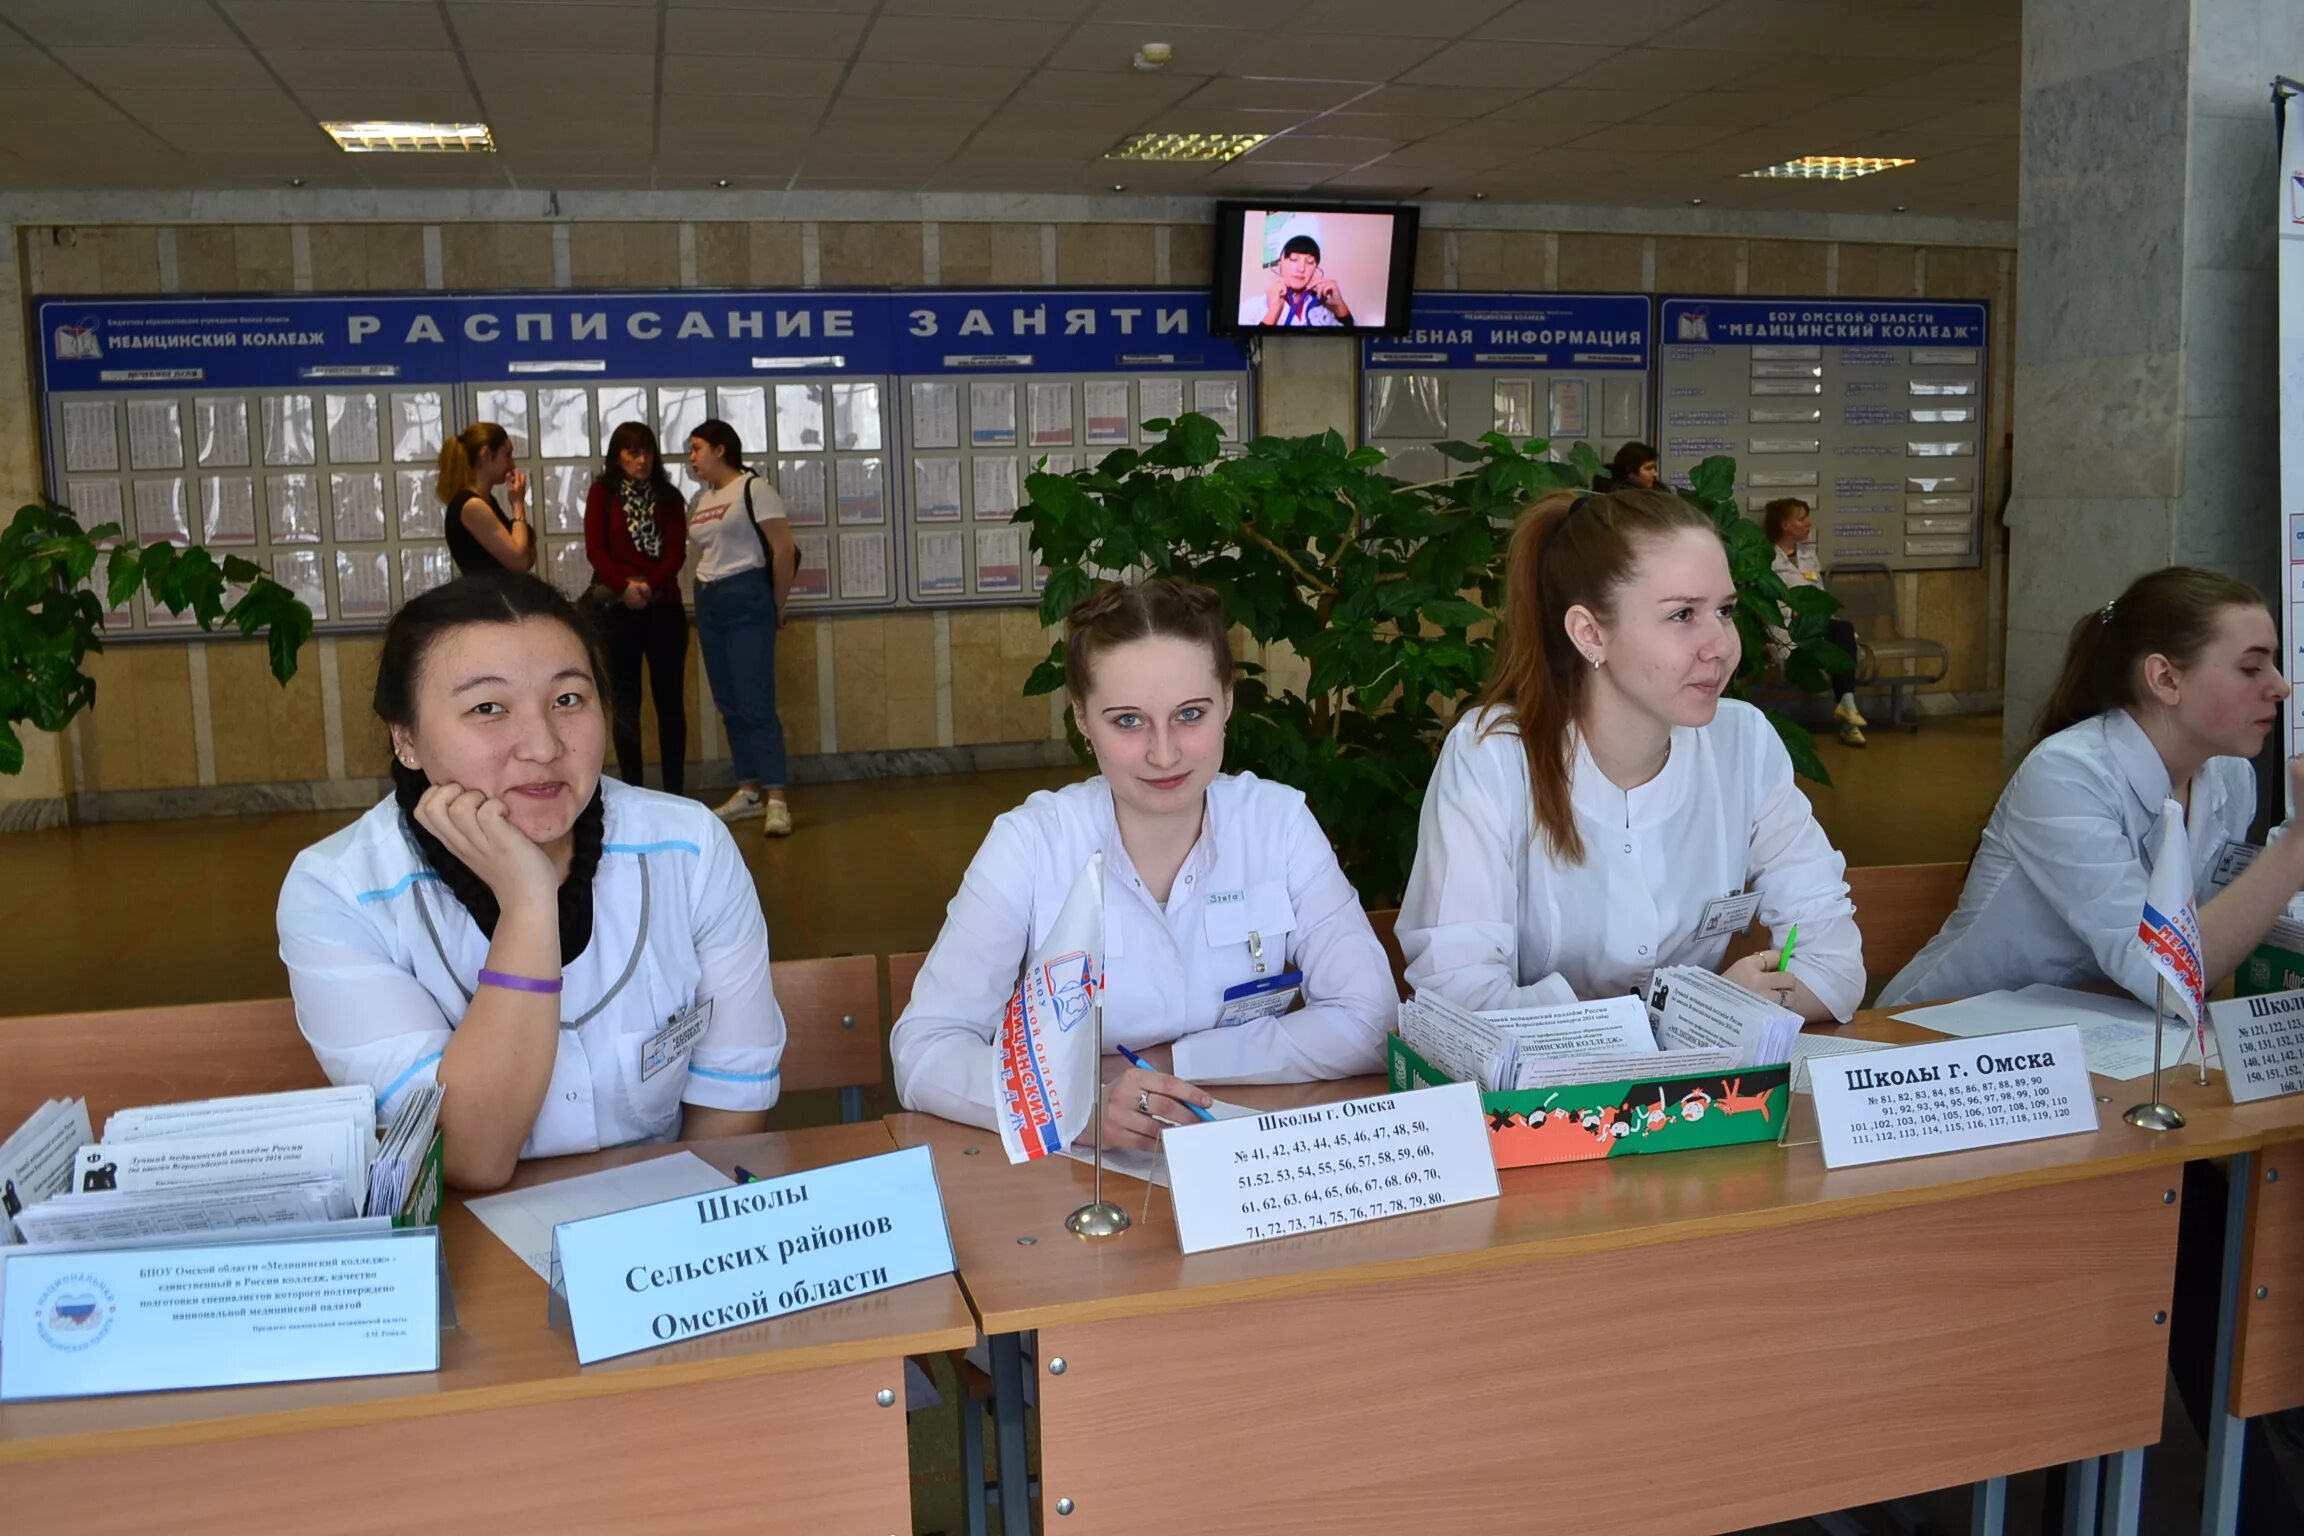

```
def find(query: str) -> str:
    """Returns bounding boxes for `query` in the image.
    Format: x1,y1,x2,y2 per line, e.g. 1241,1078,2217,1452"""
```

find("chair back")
771,954,882,1095
1824,562,1904,639
0,998,323,1134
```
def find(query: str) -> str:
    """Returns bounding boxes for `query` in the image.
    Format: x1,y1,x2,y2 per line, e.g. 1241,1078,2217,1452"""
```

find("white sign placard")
2209,989,2304,1103
551,1145,955,1365
1807,1024,2097,1169
1160,1082,1498,1255
0,1230,440,1401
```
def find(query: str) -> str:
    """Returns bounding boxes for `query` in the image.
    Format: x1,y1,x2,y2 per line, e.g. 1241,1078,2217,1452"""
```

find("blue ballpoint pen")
1114,1043,1217,1121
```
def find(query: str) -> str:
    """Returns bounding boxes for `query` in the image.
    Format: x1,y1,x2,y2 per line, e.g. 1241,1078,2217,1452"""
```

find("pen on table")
1114,1043,1217,1122
1775,923,1799,973
733,1165,757,1183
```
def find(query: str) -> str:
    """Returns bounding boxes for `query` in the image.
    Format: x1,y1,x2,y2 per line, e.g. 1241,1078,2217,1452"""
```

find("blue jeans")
693,572,788,790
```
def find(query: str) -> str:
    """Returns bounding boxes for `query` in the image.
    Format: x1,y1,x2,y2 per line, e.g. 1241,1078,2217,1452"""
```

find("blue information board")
454,290,891,379
1363,293,1650,372
1658,298,1986,348
39,295,464,393
890,289,1245,375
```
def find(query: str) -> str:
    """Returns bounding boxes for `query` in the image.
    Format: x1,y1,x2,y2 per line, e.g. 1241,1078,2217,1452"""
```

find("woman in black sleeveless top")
438,421,535,576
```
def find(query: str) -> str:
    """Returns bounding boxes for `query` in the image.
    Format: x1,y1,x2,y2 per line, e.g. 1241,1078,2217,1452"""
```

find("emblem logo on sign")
1675,308,1710,341
52,321,101,360
34,1274,116,1352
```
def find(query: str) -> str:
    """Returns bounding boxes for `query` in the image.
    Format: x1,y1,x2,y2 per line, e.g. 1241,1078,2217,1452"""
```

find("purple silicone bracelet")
478,968,563,995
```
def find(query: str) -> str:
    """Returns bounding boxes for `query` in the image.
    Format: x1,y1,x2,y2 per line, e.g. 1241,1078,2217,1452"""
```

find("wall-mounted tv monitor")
1210,201,1420,337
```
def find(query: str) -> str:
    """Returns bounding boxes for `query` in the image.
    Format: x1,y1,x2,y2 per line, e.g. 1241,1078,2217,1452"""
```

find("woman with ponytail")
437,421,535,576
892,577,1396,1147
1883,565,2304,1008
1398,488,1863,1022
275,574,784,1190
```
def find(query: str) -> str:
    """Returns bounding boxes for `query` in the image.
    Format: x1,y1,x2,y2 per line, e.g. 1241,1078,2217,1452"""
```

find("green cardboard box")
2238,917,2304,998
1385,1035,1790,1169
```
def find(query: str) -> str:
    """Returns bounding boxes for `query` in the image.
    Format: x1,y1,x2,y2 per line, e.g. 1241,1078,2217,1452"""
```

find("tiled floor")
6,713,2009,1016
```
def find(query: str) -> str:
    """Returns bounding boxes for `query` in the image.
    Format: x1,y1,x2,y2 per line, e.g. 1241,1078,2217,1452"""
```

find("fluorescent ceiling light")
322,121,496,154
1105,131,1266,163
1742,155,1915,181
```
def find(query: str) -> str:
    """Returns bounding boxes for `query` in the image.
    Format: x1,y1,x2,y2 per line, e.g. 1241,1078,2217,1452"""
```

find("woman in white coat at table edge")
1397,486,1864,1024
890,577,1399,1150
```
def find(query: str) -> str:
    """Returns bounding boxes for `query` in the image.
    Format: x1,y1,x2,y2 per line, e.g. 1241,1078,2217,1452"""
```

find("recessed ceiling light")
1742,154,1915,181
287,177,306,188
1105,131,1264,163
1132,42,1172,72
1893,204,1908,212
1111,182,1126,191
715,178,731,188
321,120,495,155
1688,197,1703,205
1471,191,1486,200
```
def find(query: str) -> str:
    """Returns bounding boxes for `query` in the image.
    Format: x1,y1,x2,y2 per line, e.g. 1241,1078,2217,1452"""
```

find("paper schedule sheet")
1891,985,2194,1081
466,1152,733,1280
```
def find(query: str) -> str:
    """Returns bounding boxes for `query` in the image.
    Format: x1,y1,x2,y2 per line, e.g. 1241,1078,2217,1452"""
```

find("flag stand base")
2122,1101,2186,1131
1065,1201,1131,1239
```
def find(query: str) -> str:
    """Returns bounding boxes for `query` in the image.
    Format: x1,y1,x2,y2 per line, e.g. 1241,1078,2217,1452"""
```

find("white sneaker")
712,787,764,823
1834,695,1869,730
762,799,792,838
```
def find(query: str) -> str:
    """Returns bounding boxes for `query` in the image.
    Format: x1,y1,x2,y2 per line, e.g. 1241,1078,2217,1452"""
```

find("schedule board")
1361,292,1650,485
1656,296,1990,572
34,287,1248,633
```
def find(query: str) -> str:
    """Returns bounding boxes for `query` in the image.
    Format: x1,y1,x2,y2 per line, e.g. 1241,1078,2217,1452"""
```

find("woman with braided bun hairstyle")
891,576,1397,1149
1397,487,1863,1022
276,573,785,1191
1885,565,2304,1008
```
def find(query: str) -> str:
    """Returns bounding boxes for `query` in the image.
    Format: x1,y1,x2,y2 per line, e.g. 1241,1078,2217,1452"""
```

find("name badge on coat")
641,998,712,1081
1694,891,1762,941
1215,969,1304,1028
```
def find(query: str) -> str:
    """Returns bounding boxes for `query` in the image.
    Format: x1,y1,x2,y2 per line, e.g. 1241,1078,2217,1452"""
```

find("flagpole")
2123,977,2187,1131
1065,997,1130,1239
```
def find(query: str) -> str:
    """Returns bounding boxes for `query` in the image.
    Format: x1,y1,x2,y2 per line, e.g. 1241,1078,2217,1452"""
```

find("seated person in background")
1398,488,1863,1024
1882,566,2304,1009
1252,229,1353,327
277,575,784,1190
1762,497,1869,747
1602,441,1661,492
891,578,1397,1150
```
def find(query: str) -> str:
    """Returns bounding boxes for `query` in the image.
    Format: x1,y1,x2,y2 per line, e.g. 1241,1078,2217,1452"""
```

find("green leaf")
105,545,142,611
1431,439,1486,463
0,719,21,776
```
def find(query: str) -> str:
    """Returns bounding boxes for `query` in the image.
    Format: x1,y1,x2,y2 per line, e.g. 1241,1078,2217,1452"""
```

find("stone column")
2004,0,2304,762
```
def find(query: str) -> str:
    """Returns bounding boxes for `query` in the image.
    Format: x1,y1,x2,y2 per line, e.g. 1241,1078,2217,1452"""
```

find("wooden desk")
892,1023,2260,1536
2225,1094,2304,1420
1,1123,976,1536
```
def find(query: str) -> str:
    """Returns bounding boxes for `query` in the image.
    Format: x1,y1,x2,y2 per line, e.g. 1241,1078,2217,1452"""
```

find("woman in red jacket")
585,422,690,797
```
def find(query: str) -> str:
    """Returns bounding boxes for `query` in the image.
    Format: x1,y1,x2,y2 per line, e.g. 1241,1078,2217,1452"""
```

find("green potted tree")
1,501,314,777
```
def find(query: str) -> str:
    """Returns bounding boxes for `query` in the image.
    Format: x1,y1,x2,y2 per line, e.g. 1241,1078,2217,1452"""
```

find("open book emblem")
53,322,100,360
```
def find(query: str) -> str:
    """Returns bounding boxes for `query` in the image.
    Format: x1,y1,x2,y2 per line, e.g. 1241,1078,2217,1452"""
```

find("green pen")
1775,923,1799,973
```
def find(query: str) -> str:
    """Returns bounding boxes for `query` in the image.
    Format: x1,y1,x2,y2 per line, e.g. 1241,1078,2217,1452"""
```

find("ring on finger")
1136,1090,1152,1115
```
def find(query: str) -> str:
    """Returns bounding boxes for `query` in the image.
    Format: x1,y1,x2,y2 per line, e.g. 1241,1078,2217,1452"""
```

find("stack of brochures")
367,1085,444,1223
11,1085,379,1247
1644,966,1803,1069
0,1098,94,1244
1400,993,1737,1092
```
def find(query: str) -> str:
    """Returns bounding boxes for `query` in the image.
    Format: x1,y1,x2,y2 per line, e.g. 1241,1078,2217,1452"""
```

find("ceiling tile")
161,121,338,156
1346,83,1529,117
1316,164,1436,193
1904,100,2018,137
1010,67,1205,108
258,50,463,90
659,92,828,127
1249,133,1403,165
0,0,241,47
446,2,661,52
662,6,870,56
0,46,42,87
1488,86,1678,125
861,15,1068,68
889,0,1096,16
660,125,812,160
1560,121,1732,154
1763,95,1962,139
1717,52,1877,94
980,98,1158,134
1400,40,1618,91
1173,77,1376,113
1199,159,1341,191
1043,23,1252,75
1130,105,1324,136
1281,0,1516,38
1086,0,1272,26
842,60,1029,100
131,88,314,124
221,0,453,51
1313,112,1464,141
298,87,484,122
1556,47,1726,92
47,46,276,91
0,120,169,157
1628,90,1796,128
1472,0,1715,46
824,93,1002,132
665,55,847,94
0,87,123,126
1219,33,1446,82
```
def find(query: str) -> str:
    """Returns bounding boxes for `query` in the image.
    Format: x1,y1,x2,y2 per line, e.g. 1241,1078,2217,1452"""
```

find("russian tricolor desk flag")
2139,798,2208,1048
994,851,1103,1164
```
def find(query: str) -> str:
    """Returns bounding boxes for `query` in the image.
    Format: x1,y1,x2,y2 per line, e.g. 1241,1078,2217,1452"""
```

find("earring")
1590,655,1602,670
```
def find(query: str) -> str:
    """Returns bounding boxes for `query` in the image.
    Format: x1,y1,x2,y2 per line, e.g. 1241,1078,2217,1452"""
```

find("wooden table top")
891,1011,2266,1335
0,1121,977,1467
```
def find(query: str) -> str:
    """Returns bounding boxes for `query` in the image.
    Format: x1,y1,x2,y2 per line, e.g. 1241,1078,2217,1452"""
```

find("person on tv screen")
1246,217,1355,328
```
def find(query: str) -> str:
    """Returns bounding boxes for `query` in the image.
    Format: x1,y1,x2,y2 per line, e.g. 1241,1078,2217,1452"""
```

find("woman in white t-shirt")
686,420,799,837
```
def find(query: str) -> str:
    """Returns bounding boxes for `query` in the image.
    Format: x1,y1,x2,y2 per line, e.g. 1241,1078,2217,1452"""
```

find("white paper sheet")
911,381,959,450
917,529,965,596
465,1151,732,1281
1084,379,1130,445
325,392,382,464
127,399,184,470
914,456,962,522
837,530,889,600
196,396,250,467
62,400,118,472
1892,985,2196,1080
969,382,1017,447
1057,1099,1260,1188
